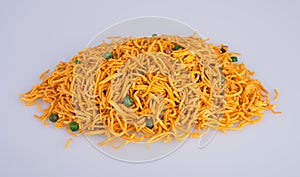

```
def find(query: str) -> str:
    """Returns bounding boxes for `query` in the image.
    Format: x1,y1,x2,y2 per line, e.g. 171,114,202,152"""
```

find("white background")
1,0,299,177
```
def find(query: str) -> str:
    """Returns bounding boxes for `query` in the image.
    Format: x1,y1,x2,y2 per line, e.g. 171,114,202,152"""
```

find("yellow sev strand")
66,126,81,137
42,121,50,126
65,138,73,149
39,69,50,79
274,89,279,101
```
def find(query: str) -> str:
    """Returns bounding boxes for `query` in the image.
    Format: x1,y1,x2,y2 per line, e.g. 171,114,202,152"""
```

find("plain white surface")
1,0,299,177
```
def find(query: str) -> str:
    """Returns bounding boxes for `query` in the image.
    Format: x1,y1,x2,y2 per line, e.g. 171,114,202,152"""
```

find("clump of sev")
20,34,281,148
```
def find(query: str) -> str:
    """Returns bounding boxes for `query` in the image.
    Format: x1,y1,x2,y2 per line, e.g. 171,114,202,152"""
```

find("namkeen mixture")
20,34,281,148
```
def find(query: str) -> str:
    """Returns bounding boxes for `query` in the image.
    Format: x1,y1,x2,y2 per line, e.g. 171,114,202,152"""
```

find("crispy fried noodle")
20,34,281,148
